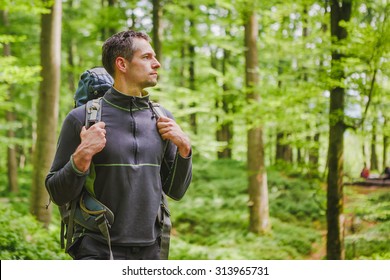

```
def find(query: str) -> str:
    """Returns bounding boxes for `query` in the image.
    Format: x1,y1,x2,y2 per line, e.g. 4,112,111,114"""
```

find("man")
45,30,192,260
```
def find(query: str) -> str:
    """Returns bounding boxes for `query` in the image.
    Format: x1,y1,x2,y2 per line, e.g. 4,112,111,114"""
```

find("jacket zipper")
130,97,138,164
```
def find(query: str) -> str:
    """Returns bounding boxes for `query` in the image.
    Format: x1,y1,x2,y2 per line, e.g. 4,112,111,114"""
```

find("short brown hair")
102,30,151,77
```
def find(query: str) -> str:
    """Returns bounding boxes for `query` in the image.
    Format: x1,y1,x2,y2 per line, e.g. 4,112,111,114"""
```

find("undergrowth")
169,159,324,259
0,203,70,260
0,159,388,260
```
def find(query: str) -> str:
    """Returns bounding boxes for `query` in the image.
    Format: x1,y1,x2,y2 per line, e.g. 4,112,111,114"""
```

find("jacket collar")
103,87,151,110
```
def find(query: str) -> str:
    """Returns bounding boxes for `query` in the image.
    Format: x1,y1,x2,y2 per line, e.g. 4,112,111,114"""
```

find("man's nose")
152,58,161,69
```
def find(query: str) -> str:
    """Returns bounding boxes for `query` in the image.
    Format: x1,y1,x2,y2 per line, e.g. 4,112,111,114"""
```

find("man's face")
125,38,161,90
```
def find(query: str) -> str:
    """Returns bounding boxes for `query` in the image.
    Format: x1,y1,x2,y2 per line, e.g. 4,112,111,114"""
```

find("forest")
0,0,389,260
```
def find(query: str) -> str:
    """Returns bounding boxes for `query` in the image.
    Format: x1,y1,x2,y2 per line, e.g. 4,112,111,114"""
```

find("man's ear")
115,57,127,73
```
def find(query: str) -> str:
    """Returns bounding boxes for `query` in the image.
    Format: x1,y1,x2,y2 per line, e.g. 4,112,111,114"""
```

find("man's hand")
72,122,107,172
157,116,191,157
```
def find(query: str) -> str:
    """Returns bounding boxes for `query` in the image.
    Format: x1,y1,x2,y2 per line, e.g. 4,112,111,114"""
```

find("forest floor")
307,184,390,260
307,230,327,259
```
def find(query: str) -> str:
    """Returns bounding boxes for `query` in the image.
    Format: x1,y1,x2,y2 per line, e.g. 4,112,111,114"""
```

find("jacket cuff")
179,148,192,159
70,155,89,176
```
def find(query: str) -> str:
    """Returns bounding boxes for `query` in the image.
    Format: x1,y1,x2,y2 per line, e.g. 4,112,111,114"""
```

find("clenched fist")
157,116,191,157
72,122,107,173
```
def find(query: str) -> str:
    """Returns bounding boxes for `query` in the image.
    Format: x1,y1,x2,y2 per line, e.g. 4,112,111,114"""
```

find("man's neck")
113,77,143,97
113,85,148,98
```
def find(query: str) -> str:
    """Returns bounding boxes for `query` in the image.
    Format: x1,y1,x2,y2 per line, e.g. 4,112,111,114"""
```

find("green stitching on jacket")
167,152,179,195
94,163,160,167
103,97,149,112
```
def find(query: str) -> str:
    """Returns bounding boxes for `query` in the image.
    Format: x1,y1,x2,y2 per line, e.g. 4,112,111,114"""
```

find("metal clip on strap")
86,98,102,128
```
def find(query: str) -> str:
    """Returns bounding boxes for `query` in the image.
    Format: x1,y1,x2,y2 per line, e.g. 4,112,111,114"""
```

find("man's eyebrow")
141,51,156,57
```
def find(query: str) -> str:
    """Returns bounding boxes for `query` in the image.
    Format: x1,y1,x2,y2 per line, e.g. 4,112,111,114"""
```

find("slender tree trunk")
1,10,19,193
309,132,320,172
245,11,270,234
7,111,18,193
66,0,75,95
101,0,117,39
30,0,62,226
275,59,292,164
107,0,116,36
188,4,197,134
276,132,293,163
216,49,233,159
179,46,186,87
276,132,284,161
327,0,351,260
383,118,389,170
152,0,162,62
370,119,378,171
297,148,303,165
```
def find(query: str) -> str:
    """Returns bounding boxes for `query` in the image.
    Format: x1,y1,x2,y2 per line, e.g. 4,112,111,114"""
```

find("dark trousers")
72,235,161,260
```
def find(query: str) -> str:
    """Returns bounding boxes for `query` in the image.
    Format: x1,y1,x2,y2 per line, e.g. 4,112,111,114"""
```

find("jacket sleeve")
45,112,87,206
159,109,192,200
161,141,192,200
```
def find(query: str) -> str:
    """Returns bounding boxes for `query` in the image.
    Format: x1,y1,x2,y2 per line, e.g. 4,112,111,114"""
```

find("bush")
344,188,390,260
0,203,70,260
345,221,390,260
268,169,326,224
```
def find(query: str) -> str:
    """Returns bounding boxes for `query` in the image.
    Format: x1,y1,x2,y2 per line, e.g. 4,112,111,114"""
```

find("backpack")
60,67,172,260
74,66,113,108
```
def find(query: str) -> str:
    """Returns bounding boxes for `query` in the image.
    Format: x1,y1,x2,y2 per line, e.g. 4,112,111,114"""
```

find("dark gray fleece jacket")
45,88,192,246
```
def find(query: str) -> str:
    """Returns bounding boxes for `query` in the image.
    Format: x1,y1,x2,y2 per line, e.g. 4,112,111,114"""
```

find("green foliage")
344,187,390,260
169,160,388,260
0,57,41,85
267,167,326,224
169,159,323,259
355,192,390,222
0,159,388,260
0,203,69,260
0,166,33,202
0,0,51,14
345,221,390,260
346,188,390,223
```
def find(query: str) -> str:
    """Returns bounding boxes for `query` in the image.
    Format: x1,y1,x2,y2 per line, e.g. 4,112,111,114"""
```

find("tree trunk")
245,11,270,234
152,0,162,62
370,119,378,171
327,0,351,260
308,132,320,172
101,0,117,39
30,0,62,227
216,49,233,159
276,132,293,163
107,0,116,36
275,59,293,164
188,4,197,134
66,0,75,95
1,10,19,193
383,118,389,170
7,111,18,193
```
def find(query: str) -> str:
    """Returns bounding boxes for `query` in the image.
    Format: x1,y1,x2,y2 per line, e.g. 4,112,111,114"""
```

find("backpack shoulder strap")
149,101,172,259
159,193,171,260
149,101,166,119
65,199,77,252
85,97,103,128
